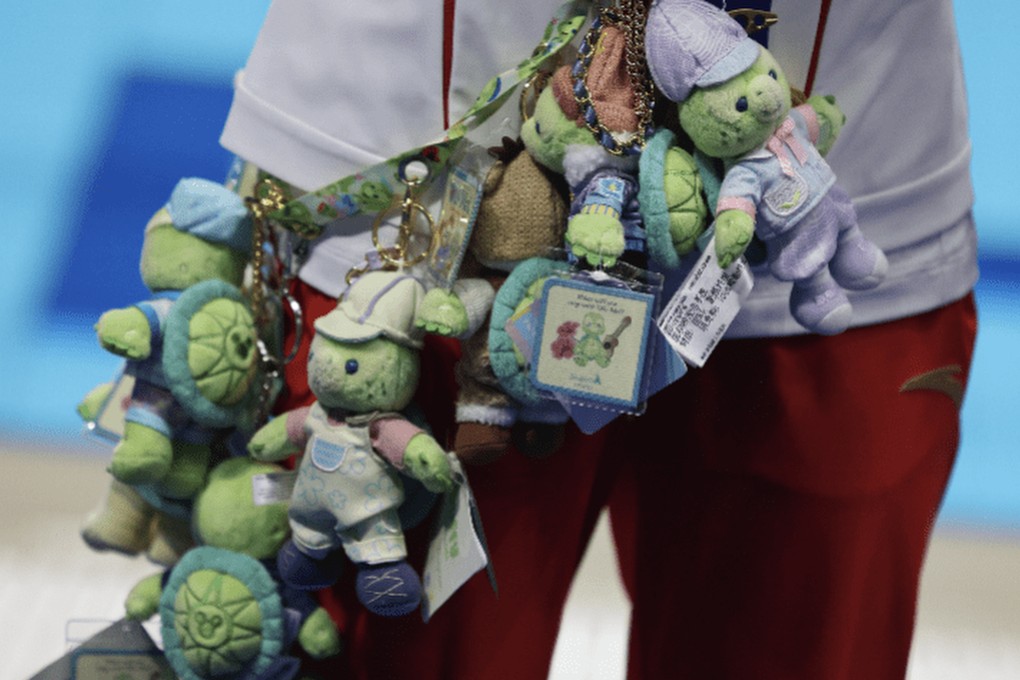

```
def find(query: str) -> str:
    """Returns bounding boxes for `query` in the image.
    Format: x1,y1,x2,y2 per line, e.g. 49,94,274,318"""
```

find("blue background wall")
2,2,1017,528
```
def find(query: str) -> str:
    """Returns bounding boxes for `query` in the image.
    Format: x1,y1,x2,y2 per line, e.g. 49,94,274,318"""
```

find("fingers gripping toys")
645,0,888,334
248,270,455,617
93,178,258,497
123,458,341,680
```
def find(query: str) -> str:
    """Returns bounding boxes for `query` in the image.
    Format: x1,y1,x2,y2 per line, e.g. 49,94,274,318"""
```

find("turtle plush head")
309,271,426,413
306,335,420,413
520,71,594,175
192,457,290,560
678,48,791,160
140,178,252,292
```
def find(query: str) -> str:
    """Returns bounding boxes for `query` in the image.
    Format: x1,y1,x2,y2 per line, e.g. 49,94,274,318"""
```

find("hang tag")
530,276,656,411
422,458,495,622
658,236,754,367
504,296,542,365
251,471,297,506
425,144,495,288
84,368,135,444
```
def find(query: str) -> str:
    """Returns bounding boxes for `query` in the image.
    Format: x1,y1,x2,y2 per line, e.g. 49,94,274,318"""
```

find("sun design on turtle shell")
174,570,264,677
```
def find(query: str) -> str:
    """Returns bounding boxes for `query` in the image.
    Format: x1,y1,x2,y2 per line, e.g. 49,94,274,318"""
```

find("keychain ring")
371,202,435,267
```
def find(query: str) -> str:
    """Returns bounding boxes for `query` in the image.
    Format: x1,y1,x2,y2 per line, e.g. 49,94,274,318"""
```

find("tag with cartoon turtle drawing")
529,277,655,410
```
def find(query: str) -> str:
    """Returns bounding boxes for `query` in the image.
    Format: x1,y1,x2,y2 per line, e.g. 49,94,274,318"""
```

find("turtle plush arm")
96,307,153,360
297,607,343,659
248,408,310,462
124,572,164,621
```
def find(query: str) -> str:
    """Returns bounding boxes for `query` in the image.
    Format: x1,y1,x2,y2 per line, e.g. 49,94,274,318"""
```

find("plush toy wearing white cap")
645,0,888,334
248,270,455,617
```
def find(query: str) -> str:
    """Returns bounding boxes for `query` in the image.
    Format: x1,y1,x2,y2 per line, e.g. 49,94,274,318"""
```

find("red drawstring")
803,0,832,97
442,0,456,130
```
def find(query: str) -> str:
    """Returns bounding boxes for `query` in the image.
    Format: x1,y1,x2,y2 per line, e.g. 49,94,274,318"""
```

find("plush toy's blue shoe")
276,540,344,591
355,561,422,617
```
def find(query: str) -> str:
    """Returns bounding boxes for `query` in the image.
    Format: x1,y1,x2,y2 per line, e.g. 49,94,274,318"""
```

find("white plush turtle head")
678,48,792,160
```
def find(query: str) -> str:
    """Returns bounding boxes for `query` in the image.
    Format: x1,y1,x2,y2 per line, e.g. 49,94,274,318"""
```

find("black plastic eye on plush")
769,69,778,80
736,96,749,112
345,359,359,375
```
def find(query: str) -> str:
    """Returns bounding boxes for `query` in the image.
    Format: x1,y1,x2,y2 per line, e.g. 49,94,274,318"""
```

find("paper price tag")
658,237,754,367
422,459,495,622
251,471,297,506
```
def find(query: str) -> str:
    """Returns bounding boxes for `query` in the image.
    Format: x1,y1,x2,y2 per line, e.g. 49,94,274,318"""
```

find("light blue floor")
2,1,1017,528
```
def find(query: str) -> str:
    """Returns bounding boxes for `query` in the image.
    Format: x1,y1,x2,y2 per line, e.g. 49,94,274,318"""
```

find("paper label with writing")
422,459,495,622
251,471,297,506
657,238,754,367
531,278,654,409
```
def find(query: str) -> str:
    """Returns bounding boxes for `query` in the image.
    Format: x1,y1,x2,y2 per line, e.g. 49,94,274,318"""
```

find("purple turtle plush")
645,0,887,334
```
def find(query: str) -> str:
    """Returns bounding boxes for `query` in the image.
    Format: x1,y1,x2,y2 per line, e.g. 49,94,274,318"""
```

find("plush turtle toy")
94,178,260,495
248,270,455,617
124,457,341,680
645,0,887,334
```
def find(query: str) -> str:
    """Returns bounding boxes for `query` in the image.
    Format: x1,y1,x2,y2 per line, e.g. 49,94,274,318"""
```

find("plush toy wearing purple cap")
645,0,888,334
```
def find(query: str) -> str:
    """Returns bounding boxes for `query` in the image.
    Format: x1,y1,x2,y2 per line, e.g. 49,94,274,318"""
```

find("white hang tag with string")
657,236,754,367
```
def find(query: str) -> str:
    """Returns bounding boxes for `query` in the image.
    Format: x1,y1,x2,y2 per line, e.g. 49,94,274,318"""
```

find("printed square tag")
530,278,655,410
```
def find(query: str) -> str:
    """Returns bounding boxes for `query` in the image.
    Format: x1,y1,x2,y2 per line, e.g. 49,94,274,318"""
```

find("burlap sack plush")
453,138,570,463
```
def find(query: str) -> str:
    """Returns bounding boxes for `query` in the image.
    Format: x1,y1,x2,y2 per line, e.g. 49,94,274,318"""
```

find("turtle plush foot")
109,423,173,484
355,561,422,617
789,274,852,336
830,227,888,290
81,480,155,555
277,540,345,590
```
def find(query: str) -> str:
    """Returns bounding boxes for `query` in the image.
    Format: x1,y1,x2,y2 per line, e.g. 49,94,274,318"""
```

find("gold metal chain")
572,1,655,156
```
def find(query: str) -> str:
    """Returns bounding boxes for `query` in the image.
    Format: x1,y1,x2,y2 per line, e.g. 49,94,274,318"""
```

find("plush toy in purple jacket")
645,0,888,334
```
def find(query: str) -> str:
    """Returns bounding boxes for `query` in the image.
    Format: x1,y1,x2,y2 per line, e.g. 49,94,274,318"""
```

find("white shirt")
221,0,977,336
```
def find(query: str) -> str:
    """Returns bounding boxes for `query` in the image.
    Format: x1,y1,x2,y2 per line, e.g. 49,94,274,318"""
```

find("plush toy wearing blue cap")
93,178,255,495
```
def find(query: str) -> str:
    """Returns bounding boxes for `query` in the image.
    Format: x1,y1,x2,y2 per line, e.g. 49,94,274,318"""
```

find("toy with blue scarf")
645,0,888,334
93,177,259,496
248,270,455,617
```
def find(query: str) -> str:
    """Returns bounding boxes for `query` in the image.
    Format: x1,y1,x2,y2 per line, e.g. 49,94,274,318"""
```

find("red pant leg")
610,295,977,679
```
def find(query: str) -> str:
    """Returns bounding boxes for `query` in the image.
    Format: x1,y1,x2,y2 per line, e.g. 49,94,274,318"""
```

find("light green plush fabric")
160,546,282,680
520,87,593,175
192,458,290,561
163,279,257,428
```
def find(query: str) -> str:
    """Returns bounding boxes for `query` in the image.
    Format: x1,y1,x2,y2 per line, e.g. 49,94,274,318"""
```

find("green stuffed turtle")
125,457,341,680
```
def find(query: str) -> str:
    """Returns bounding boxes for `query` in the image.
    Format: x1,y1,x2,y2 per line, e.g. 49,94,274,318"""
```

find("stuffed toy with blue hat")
93,177,259,499
123,457,342,680
247,270,455,617
645,0,888,334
